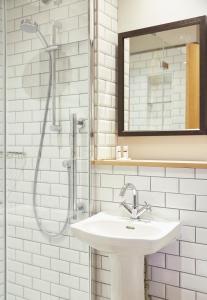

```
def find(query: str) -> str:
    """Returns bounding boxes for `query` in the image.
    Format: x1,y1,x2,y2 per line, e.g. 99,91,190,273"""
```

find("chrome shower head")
20,19,49,49
20,19,38,33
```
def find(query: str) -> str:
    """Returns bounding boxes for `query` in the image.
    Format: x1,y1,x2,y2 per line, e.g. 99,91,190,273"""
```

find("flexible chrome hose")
33,50,71,239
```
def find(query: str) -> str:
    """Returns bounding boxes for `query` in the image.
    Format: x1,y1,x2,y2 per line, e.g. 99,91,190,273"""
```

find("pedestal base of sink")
111,254,144,300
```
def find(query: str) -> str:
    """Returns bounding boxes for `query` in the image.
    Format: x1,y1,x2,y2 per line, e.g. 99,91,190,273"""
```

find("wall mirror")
118,16,207,136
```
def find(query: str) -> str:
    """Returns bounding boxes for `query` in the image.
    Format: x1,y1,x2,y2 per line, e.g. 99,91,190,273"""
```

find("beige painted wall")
118,0,207,160
118,0,207,33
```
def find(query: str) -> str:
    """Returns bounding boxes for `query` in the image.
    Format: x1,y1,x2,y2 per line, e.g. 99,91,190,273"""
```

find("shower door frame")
3,0,7,298
88,0,95,299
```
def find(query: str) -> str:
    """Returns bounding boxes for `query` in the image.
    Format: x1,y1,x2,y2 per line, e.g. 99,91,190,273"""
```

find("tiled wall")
92,1,207,300
94,0,117,160
93,165,207,300
127,47,186,131
6,0,90,299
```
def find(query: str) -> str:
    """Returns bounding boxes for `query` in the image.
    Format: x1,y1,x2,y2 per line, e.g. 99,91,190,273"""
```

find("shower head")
20,19,38,33
20,19,49,48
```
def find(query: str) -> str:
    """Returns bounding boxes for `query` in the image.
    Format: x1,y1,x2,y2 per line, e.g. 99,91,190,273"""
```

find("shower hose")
33,51,71,239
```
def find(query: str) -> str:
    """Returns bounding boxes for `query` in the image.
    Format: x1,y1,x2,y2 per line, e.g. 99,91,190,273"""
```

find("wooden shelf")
92,159,207,169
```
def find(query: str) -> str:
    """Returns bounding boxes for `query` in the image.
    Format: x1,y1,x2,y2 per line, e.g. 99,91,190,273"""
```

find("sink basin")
71,212,180,300
71,212,180,255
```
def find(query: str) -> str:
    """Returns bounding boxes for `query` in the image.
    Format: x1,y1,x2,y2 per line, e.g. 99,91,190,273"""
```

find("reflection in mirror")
124,25,200,132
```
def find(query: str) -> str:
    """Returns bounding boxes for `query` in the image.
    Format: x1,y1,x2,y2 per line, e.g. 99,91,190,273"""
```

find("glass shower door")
6,0,91,299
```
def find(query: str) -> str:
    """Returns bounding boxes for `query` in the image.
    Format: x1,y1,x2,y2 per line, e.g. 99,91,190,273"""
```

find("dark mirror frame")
118,16,207,136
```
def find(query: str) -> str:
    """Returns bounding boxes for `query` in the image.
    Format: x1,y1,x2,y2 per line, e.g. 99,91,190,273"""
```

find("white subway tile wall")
92,165,207,299
4,1,207,300
92,2,207,299
6,0,90,299
94,0,117,160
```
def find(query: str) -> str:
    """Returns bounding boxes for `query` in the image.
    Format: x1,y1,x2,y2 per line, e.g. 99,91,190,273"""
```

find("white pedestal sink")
71,213,180,300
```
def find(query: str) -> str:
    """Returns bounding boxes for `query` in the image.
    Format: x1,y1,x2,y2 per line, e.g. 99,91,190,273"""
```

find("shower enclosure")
0,0,93,299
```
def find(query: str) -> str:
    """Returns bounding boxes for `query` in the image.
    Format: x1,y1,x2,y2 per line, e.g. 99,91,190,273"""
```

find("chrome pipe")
50,24,60,132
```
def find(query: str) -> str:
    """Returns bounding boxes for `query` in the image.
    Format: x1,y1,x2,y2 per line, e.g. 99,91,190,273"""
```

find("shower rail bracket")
77,118,86,132
46,45,59,52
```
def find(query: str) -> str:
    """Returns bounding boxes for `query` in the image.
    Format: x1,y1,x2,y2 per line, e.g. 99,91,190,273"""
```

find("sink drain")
126,225,135,230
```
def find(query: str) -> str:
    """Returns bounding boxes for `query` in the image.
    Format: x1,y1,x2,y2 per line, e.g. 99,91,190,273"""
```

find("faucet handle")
120,201,133,214
144,201,152,212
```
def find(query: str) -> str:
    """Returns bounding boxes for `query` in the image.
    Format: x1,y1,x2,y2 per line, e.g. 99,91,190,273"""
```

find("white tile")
180,179,207,195
149,281,165,299
70,263,89,279
51,258,70,273
16,274,32,288
33,278,50,293
166,168,194,178
41,245,59,259
196,169,207,179
161,240,180,255
180,210,207,228
152,267,179,286
180,226,195,242
101,174,124,188
166,193,195,210
23,287,39,300
138,167,165,177
139,191,165,207
60,273,79,289
151,177,178,193
152,207,179,221
60,248,79,263
196,228,207,244
71,289,89,300
125,175,150,191
197,292,207,300
32,254,49,271
181,273,207,293
166,255,195,273
113,165,138,175
147,253,165,268
41,268,59,284
95,187,113,202
181,242,207,260
196,260,207,277
166,286,195,300
196,195,207,211
24,264,40,279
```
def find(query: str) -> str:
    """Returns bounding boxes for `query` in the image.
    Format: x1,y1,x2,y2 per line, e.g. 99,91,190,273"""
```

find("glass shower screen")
5,0,91,299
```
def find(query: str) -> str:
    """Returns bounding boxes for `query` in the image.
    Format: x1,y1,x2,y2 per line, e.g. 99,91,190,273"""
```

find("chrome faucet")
119,183,151,219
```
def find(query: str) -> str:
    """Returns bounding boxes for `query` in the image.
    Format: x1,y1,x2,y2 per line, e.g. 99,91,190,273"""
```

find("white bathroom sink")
71,212,180,300
71,212,180,255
